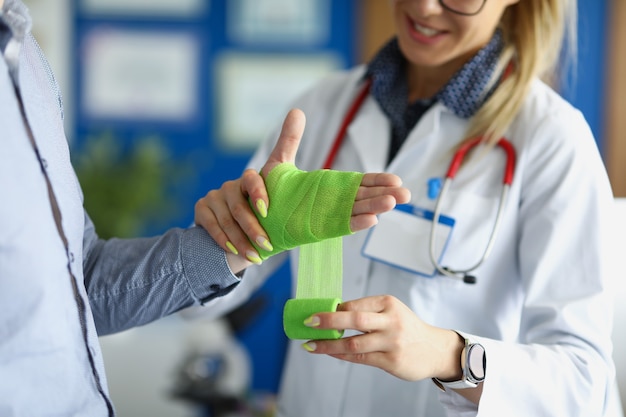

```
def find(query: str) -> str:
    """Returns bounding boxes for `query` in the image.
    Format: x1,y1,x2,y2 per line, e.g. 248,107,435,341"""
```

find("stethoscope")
323,79,517,284
429,136,516,284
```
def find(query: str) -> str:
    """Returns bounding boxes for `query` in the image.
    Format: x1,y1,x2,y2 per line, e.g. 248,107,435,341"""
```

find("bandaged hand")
251,162,363,259
194,109,411,266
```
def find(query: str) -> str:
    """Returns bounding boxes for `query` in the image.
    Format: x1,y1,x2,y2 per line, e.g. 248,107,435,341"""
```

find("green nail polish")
226,241,239,255
256,199,268,218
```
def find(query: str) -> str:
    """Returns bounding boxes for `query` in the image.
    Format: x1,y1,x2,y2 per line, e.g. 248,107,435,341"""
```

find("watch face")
468,344,486,380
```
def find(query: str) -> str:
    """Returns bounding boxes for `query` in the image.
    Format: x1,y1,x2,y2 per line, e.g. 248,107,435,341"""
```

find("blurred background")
21,0,626,416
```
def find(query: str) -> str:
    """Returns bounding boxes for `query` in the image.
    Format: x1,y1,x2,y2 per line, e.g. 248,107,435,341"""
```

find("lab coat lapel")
386,104,469,183
345,97,390,173
387,104,443,174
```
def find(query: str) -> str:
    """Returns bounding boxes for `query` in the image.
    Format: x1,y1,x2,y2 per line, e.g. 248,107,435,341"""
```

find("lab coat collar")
342,88,470,190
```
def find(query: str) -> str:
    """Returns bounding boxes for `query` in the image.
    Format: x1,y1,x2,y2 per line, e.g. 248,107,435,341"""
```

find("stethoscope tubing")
429,138,516,282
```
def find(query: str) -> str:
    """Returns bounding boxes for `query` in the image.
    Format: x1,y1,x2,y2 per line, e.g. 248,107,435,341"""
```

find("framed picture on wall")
227,0,330,46
79,0,206,17
214,52,343,150
80,27,200,123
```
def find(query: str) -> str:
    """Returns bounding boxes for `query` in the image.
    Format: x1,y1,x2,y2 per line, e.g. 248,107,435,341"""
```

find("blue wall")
560,0,609,154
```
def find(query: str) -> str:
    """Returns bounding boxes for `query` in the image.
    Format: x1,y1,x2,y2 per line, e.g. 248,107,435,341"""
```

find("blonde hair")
468,0,578,145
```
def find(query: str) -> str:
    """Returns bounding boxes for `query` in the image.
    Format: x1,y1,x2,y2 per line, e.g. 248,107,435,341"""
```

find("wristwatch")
433,334,486,391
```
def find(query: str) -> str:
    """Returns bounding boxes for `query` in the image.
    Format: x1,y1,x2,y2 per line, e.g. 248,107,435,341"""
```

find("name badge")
361,204,455,277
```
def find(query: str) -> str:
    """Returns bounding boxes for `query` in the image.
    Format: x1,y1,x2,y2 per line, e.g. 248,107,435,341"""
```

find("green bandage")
283,298,343,340
285,235,344,340
251,162,362,340
251,162,364,260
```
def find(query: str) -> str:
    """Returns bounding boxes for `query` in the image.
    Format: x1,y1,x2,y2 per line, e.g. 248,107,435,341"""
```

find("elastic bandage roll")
283,298,343,340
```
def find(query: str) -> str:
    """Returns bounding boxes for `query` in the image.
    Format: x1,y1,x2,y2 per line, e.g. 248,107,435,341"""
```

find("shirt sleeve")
82,212,241,336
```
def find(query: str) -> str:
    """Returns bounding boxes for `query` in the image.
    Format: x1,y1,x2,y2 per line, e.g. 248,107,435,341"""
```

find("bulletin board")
71,0,359,398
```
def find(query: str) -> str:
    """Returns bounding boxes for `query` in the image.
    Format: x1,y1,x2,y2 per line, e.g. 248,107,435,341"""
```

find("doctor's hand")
300,295,465,383
194,108,411,266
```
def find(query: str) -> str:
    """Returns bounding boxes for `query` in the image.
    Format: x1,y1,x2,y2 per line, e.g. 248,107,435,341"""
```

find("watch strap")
433,333,484,391
433,376,478,391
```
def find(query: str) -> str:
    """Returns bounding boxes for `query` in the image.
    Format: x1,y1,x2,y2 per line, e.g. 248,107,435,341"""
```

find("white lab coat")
205,66,622,416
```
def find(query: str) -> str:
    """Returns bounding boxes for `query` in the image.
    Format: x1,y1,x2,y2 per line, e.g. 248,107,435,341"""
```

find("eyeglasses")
439,0,487,16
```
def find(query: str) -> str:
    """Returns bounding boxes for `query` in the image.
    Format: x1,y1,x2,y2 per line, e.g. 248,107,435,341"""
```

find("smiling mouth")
413,22,441,37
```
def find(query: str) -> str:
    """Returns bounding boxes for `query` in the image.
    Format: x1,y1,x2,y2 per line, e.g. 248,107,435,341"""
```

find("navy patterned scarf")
365,30,504,163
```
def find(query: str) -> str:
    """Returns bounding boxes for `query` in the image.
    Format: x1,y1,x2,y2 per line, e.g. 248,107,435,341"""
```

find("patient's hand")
194,108,411,267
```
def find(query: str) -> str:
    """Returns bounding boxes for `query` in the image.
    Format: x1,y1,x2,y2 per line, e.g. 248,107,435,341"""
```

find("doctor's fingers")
195,183,265,262
311,332,428,381
326,349,422,382
308,332,381,357
309,333,397,362
261,108,305,177
311,310,389,334
240,168,269,218
338,294,403,314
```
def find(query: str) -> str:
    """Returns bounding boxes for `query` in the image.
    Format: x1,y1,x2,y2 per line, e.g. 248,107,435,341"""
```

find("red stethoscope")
322,78,517,284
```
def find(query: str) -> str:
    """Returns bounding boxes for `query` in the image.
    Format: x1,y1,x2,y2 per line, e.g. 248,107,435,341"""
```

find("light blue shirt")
0,1,240,415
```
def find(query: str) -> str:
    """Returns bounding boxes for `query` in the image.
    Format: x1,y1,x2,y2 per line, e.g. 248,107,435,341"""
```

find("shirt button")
69,252,75,263
41,158,48,169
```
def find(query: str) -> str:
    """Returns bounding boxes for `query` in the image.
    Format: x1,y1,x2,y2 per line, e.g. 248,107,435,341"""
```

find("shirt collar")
0,0,31,83
0,0,31,42
366,30,504,119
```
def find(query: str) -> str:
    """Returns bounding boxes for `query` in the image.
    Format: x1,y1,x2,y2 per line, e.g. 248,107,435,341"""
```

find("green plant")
73,132,191,239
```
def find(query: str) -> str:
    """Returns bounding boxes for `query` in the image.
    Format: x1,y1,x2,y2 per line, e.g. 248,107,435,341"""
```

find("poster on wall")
80,0,206,17
81,27,199,123
227,0,330,46
214,52,343,150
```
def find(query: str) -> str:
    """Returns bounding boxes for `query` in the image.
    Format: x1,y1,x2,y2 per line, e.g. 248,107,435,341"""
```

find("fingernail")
303,316,320,327
301,342,317,352
226,241,239,255
256,199,268,218
246,250,262,265
256,236,273,252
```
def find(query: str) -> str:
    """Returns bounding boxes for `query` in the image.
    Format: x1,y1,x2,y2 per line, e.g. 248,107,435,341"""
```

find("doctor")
199,0,620,415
